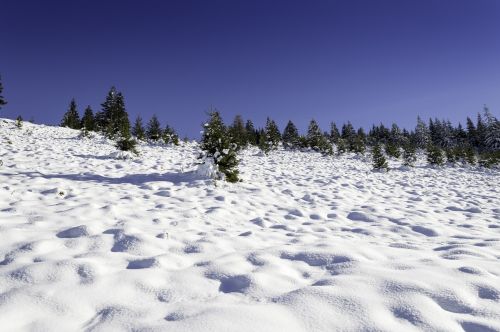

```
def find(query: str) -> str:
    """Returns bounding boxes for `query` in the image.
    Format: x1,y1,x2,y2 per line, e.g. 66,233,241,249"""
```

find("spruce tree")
99,87,130,138
81,106,95,132
228,115,247,150
146,114,162,141
329,122,340,144
385,143,401,159
132,116,146,140
426,144,444,166
162,124,179,145
306,119,323,150
372,144,388,171
483,106,500,151
402,143,416,167
61,98,81,129
0,74,7,110
245,120,258,145
200,111,239,182
464,146,476,165
414,116,429,149
282,120,300,149
260,117,281,153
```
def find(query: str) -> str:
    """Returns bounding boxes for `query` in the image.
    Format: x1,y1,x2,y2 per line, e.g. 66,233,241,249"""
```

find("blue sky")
1,0,499,137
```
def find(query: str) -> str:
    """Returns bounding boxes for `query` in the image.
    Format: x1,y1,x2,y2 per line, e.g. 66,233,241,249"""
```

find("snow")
1,118,500,331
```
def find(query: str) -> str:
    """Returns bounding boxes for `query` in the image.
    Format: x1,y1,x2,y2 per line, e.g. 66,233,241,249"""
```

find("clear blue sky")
1,0,499,138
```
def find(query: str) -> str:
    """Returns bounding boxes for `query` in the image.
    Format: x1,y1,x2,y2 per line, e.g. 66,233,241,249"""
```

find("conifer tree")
81,106,95,132
372,144,388,171
329,122,340,144
132,116,145,140
306,119,324,150
464,146,476,165
483,106,500,151
260,117,281,152
402,143,416,167
282,120,300,149
228,115,247,150
146,114,162,141
162,124,179,145
245,120,258,145
61,98,81,129
200,110,239,182
414,116,429,149
0,75,7,110
98,87,130,138
426,144,444,166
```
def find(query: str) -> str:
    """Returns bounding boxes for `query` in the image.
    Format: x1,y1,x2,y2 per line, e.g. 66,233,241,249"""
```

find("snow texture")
1,118,500,331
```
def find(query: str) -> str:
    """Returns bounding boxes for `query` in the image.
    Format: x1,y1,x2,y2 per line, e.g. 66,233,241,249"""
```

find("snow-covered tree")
282,120,300,149
15,115,23,128
146,114,162,141
402,143,416,167
483,106,500,151
61,98,81,129
372,144,388,171
200,110,239,182
245,120,259,146
260,117,281,153
162,124,179,145
306,119,323,149
132,116,145,140
329,122,340,144
426,144,444,166
414,116,429,149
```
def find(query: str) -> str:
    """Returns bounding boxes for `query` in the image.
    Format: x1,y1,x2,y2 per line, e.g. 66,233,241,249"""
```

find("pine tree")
162,124,179,145
466,117,477,148
260,117,281,153
146,114,162,141
385,143,401,159
464,146,476,165
329,122,340,144
228,115,247,150
282,120,300,149
402,143,416,167
200,110,239,182
81,106,95,131
476,113,487,151
483,106,500,151
372,144,388,171
61,98,81,129
132,116,145,140
306,119,323,149
245,120,258,145
98,87,130,138
0,74,7,110
426,144,444,166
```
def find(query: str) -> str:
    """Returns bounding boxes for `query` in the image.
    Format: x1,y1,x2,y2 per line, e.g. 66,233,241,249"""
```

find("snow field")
0,119,500,331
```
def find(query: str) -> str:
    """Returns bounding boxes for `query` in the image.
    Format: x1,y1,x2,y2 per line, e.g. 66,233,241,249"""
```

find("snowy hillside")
1,118,500,331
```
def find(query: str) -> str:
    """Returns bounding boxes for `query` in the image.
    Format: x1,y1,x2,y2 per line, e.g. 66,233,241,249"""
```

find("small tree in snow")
402,143,416,167
259,117,281,153
426,144,444,166
372,144,388,171
81,106,95,132
282,120,300,149
200,111,239,182
132,116,146,140
0,74,7,110
61,98,81,129
15,115,23,128
162,124,179,145
146,114,162,141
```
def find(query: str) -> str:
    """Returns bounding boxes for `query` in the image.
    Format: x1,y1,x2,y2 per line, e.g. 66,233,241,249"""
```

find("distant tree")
426,144,444,166
329,122,340,144
15,115,23,128
385,143,401,159
97,87,130,138
402,143,416,167
282,120,300,149
132,116,146,140
414,116,429,149
81,106,95,131
60,98,81,129
245,120,259,145
260,117,281,153
476,113,487,151
306,119,323,149
0,74,7,110
146,114,162,141
115,136,138,155
162,124,179,145
200,110,239,182
466,117,477,148
228,115,247,150
483,106,500,151
372,144,388,171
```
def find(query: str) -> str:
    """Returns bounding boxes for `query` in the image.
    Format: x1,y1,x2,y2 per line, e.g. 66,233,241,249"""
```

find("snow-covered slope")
1,118,499,331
